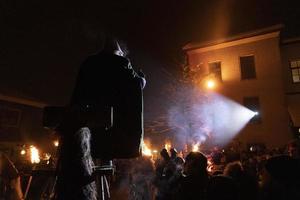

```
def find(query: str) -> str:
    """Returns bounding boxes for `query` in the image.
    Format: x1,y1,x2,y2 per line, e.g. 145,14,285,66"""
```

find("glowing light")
207,158,213,172
43,153,51,160
192,143,200,152
30,145,40,164
142,141,152,157
20,149,26,155
43,153,51,165
206,80,216,89
53,140,59,147
168,92,258,147
165,143,172,151
153,150,158,153
253,111,259,116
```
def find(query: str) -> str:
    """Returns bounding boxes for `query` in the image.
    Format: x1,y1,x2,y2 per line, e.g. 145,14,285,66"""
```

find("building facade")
281,37,300,138
184,25,297,148
0,93,48,159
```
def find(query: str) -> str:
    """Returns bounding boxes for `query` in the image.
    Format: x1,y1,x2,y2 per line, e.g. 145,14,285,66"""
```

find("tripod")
93,162,115,200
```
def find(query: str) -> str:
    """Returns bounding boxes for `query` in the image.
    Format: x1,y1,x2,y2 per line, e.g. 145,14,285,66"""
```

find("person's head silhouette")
102,37,125,57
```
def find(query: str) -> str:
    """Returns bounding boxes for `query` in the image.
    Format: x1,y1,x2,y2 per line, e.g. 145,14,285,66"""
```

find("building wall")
0,100,46,143
281,42,300,93
281,41,300,136
187,36,292,148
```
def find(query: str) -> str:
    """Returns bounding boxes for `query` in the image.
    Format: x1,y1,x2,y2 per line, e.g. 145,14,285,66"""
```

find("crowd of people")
113,139,300,200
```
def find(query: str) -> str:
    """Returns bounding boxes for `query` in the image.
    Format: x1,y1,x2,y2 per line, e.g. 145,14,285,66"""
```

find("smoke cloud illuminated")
168,88,255,148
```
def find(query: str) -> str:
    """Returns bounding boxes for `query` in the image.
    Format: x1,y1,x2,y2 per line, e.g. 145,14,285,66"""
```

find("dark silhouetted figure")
154,149,172,200
260,155,300,200
223,161,258,200
174,152,209,200
207,175,238,200
55,37,146,200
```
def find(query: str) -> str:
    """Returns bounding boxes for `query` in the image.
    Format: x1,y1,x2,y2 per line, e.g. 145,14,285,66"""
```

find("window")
208,61,222,81
243,97,261,123
240,55,256,80
290,60,300,83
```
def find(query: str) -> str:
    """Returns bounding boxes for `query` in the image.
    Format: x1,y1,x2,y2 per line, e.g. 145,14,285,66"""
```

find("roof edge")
0,93,47,108
282,37,300,45
183,24,284,51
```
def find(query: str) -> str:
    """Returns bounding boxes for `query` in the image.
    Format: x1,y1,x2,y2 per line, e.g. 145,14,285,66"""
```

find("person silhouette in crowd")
169,148,184,169
175,152,209,200
223,161,258,200
154,148,172,200
207,175,238,200
168,148,183,180
259,155,300,200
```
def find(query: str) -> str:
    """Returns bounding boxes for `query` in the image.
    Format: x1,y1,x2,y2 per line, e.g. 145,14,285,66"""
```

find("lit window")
290,60,300,83
240,55,256,80
208,61,222,81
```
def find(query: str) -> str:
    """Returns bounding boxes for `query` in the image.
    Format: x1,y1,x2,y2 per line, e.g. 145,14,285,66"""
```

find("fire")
207,158,213,172
192,143,200,152
53,140,59,147
20,149,26,155
30,145,40,164
165,143,171,151
142,141,152,157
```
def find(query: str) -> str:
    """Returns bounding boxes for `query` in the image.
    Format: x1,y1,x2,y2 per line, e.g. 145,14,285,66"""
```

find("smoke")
168,86,255,148
112,157,155,200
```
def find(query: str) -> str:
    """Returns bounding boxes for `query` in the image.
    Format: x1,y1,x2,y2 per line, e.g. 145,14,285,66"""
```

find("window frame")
208,60,222,81
289,59,300,84
239,55,257,80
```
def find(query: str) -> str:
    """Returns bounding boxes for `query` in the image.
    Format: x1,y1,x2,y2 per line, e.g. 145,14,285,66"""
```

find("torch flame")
207,158,213,172
164,143,171,151
20,149,26,155
54,140,59,147
142,141,152,157
192,143,200,152
30,145,40,164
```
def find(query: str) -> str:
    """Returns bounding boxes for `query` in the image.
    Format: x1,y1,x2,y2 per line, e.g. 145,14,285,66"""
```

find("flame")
142,141,152,157
206,79,216,89
30,145,40,164
54,140,59,147
192,143,200,152
207,158,213,172
165,143,171,151
20,149,26,155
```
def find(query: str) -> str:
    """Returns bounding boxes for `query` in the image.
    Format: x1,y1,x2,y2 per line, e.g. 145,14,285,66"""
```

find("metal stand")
23,168,56,200
93,163,115,200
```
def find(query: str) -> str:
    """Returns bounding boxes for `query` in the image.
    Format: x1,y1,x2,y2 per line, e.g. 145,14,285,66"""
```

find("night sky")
1,0,300,111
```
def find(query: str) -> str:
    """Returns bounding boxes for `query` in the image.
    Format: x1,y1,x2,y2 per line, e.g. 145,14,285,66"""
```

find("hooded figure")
71,37,146,159
55,37,146,200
